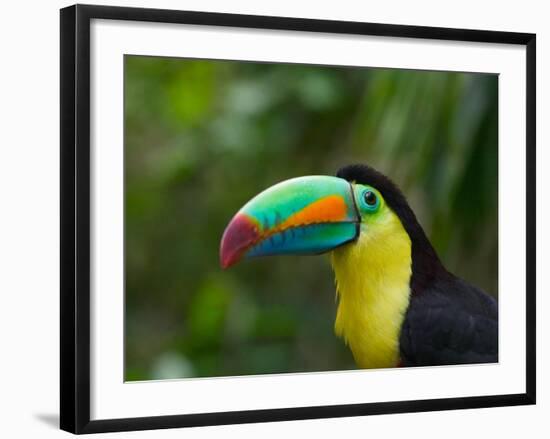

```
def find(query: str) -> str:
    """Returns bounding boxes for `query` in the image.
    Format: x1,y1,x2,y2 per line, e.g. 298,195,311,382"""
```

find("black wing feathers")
400,276,498,366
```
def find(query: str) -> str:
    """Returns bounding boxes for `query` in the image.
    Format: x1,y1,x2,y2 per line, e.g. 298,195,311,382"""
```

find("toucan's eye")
355,186,380,213
363,190,377,207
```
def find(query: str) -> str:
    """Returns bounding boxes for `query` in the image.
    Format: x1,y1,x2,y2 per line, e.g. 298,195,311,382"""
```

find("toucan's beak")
220,176,360,269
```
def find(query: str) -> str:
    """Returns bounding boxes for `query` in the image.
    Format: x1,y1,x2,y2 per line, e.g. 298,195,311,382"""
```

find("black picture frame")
60,4,536,434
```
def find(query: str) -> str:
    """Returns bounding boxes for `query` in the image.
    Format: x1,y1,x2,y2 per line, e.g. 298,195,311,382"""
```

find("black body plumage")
336,164,498,366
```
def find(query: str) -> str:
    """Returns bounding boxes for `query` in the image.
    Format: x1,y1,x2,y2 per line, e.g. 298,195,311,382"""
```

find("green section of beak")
220,176,360,268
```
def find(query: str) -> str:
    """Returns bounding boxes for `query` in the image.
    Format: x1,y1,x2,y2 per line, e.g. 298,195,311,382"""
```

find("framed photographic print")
60,4,536,434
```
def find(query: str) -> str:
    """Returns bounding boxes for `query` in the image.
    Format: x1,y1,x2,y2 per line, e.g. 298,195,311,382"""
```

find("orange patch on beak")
276,195,348,232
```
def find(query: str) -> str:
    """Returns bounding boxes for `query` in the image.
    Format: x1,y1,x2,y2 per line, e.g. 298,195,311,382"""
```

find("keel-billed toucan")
219,164,497,368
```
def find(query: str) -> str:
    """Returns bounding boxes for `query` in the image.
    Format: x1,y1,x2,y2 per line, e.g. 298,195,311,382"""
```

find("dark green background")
125,56,498,381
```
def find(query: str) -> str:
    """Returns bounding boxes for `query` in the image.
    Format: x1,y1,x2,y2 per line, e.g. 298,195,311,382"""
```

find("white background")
0,0,547,437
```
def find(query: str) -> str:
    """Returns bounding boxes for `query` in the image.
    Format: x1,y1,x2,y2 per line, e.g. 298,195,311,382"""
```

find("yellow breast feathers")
331,210,412,369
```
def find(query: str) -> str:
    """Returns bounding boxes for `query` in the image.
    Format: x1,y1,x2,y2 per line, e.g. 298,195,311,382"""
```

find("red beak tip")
219,256,233,270
219,213,260,270
220,251,241,270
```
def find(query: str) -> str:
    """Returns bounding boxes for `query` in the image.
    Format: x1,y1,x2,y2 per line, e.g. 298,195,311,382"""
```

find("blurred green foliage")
125,56,498,381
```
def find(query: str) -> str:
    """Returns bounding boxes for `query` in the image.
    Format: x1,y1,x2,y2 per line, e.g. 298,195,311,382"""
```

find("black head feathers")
337,164,410,216
336,164,451,294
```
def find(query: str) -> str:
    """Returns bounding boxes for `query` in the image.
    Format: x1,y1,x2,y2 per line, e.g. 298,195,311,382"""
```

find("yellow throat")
331,209,412,369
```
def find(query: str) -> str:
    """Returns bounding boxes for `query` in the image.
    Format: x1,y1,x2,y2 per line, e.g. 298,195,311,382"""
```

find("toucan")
219,164,498,368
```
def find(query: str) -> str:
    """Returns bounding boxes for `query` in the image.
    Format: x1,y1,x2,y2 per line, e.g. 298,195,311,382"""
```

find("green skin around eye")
352,184,384,220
